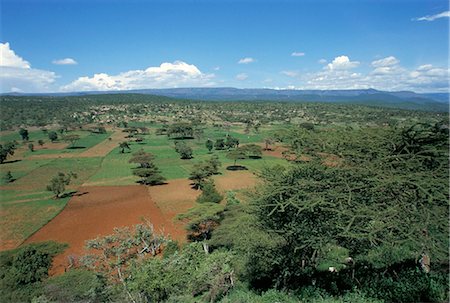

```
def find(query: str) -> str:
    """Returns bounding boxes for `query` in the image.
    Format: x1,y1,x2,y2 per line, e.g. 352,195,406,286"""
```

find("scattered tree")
129,149,165,185
175,141,193,159
46,172,77,198
48,131,58,142
205,139,214,153
0,142,16,164
19,128,29,141
196,180,223,204
28,143,34,152
63,134,80,148
118,142,131,153
214,138,225,150
38,139,45,147
3,171,14,183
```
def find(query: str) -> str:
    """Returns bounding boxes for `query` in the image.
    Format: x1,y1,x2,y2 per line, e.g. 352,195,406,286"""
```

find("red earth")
24,185,185,274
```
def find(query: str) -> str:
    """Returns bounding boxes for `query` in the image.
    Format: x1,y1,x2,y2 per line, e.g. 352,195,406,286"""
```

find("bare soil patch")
214,170,258,192
78,131,127,157
25,185,180,274
147,179,199,227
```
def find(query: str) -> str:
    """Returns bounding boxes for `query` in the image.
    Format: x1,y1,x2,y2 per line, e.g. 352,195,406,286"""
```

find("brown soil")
214,170,258,192
78,131,127,157
147,179,199,223
259,143,289,159
27,131,127,160
25,185,183,274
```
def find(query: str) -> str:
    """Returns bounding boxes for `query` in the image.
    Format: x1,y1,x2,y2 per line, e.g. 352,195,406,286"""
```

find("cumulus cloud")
413,11,450,21
281,70,299,77
61,61,215,92
0,42,30,68
0,42,57,92
299,55,449,92
52,58,77,65
318,59,327,64
238,57,255,64
326,55,360,70
235,73,248,81
291,52,305,57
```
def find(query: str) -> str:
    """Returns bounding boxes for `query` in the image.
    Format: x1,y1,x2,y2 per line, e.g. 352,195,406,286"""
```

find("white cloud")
298,55,449,92
238,57,256,64
52,58,77,65
413,11,450,21
371,56,399,67
235,73,248,81
213,66,221,71
281,70,299,77
0,42,30,68
61,61,215,92
291,52,305,57
0,42,57,92
326,55,360,70
318,59,327,64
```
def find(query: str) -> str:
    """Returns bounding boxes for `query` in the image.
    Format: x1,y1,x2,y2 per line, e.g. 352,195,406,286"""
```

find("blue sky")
1,0,448,93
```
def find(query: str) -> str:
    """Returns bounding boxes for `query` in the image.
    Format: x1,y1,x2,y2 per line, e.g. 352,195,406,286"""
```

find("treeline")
1,94,445,130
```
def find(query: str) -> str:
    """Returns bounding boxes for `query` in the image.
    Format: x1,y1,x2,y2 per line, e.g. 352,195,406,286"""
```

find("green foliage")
28,143,34,152
38,269,109,303
127,243,235,302
48,131,58,142
3,171,14,183
129,149,165,185
46,171,77,198
206,138,214,152
19,128,29,141
174,141,193,159
0,142,16,164
63,134,80,148
167,122,194,139
118,141,130,153
197,180,223,204
0,242,67,303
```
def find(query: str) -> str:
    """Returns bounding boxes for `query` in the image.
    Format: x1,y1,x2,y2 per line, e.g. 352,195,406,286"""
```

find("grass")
0,125,290,251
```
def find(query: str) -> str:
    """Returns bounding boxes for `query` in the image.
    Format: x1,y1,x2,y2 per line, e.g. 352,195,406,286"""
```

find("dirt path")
27,131,126,160
24,185,177,274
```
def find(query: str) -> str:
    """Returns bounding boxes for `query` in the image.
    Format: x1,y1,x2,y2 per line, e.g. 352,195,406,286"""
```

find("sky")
0,0,449,93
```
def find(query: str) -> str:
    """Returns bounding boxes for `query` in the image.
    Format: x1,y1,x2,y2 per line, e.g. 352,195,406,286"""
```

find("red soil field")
25,185,185,274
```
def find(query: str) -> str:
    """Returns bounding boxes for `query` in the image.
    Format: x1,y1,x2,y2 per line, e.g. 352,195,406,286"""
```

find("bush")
197,180,223,203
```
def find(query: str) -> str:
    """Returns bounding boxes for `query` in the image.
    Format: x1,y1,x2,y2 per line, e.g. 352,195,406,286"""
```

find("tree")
175,141,193,159
189,162,211,189
214,138,225,150
264,138,274,150
118,142,131,153
196,180,223,204
207,154,221,174
10,246,51,285
19,128,29,141
225,136,239,149
226,149,247,167
240,144,263,158
38,140,45,147
167,123,194,139
48,131,58,142
0,142,16,164
205,139,214,153
63,134,80,148
129,150,165,185
81,222,166,303
3,171,14,183
28,143,34,152
46,172,77,198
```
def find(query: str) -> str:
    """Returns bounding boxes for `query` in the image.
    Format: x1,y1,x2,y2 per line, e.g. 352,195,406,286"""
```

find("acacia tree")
0,142,16,164
81,222,166,303
118,141,131,153
205,139,214,153
63,134,80,148
19,128,29,141
46,172,77,198
251,123,449,288
129,149,165,185
174,141,193,159
48,131,58,142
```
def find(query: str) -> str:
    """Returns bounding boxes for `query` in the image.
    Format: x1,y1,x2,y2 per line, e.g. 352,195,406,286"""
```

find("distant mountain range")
2,87,449,112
